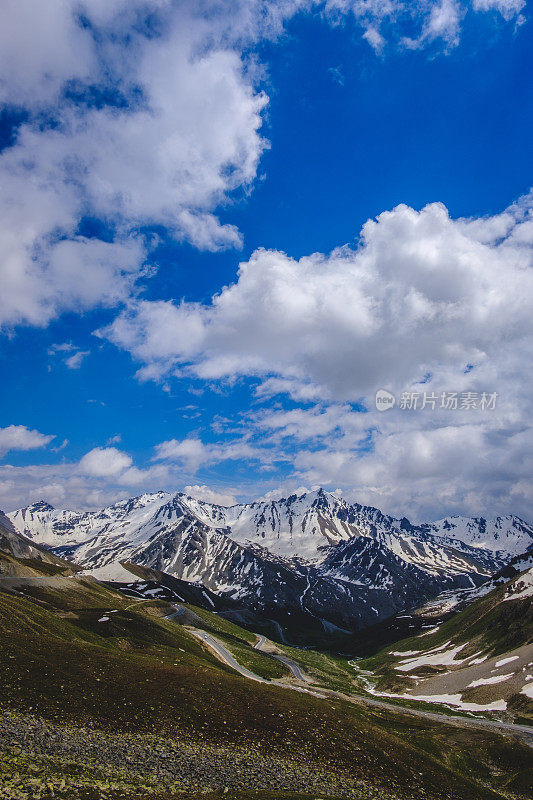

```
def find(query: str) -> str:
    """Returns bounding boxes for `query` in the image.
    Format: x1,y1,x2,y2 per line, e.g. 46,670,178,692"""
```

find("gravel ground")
0,710,398,800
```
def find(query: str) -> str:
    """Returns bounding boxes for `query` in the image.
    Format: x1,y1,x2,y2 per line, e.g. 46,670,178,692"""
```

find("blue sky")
1,1,532,519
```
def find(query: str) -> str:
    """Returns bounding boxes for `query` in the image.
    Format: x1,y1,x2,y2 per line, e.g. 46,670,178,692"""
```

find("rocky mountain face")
0,508,75,571
7,490,533,633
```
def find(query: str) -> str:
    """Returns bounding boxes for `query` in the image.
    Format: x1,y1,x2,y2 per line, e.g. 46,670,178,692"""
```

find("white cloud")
183,484,238,506
48,343,76,355
1,393,532,518
323,0,523,51
0,178,146,325
362,26,386,52
0,1,268,329
0,1,525,331
153,436,274,472
153,438,209,472
0,0,95,107
0,443,172,510
51,439,69,453
255,484,314,502
236,355,533,521
0,425,55,458
0,462,129,511
472,0,525,21
65,351,90,370
79,447,133,478
403,0,464,49
103,195,533,400
0,439,240,511
296,419,533,523
49,342,91,370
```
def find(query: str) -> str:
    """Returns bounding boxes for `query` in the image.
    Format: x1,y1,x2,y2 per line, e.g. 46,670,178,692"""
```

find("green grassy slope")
0,548,67,577
351,571,533,726
275,642,359,692
181,603,290,679
358,573,533,680
1,576,532,800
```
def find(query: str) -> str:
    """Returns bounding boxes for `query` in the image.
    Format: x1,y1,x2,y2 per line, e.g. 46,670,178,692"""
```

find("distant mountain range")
7,489,533,634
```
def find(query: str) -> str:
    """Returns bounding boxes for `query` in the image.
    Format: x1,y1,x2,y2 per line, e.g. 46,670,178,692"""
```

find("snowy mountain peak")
24,500,55,513
428,514,533,556
8,489,533,562
6,488,532,634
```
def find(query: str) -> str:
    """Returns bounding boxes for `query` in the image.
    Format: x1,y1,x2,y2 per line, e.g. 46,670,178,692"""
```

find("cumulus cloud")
65,351,90,370
0,1,525,330
250,391,533,521
0,165,147,327
0,443,170,510
0,1,268,329
103,195,533,400
153,436,276,472
153,438,209,472
0,440,245,511
0,462,128,511
0,0,95,107
78,447,133,478
403,0,464,49
76,446,172,487
472,0,526,21
0,425,55,458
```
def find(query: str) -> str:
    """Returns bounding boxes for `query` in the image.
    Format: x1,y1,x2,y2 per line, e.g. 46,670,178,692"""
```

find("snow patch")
418,626,440,637
494,656,520,668
503,568,533,602
391,649,422,657
467,673,514,688
395,643,468,672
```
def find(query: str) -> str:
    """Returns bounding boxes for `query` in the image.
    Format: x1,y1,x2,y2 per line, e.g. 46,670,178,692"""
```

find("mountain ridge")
10,488,533,556
7,489,533,636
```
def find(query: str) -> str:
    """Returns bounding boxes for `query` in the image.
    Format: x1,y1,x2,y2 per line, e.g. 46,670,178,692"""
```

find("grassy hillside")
0,548,72,577
181,603,290,679
352,570,533,724
0,575,532,800
359,571,533,677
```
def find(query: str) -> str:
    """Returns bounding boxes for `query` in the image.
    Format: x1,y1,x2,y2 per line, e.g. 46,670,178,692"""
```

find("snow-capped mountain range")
7,489,533,633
